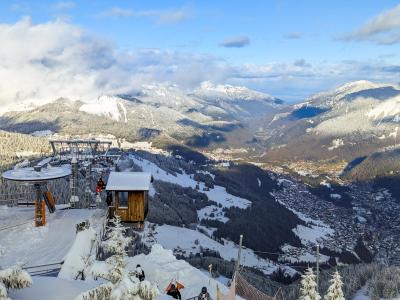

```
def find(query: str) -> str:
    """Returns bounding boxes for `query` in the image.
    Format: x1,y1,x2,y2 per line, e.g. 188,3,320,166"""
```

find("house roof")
106,172,152,191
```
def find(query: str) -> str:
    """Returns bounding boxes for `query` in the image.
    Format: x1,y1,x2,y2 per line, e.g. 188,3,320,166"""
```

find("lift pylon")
2,165,71,227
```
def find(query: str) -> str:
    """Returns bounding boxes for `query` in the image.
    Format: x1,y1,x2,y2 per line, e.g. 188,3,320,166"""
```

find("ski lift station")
106,171,153,224
1,139,152,227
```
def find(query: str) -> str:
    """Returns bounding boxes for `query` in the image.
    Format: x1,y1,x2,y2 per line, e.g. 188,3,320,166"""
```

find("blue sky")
0,0,400,102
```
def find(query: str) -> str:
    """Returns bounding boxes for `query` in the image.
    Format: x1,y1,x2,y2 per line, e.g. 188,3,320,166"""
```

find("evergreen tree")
76,216,158,300
324,271,344,300
299,268,321,300
0,266,32,300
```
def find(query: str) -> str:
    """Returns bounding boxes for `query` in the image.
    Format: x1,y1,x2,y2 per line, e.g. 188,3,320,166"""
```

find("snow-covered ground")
9,276,101,300
127,244,232,300
293,224,334,245
130,154,251,223
353,287,370,300
30,130,53,137
79,95,128,122
58,227,97,280
280,244,329,263
142,223,277,275
0,206,105,268
274,197,334,262
275,198,334,245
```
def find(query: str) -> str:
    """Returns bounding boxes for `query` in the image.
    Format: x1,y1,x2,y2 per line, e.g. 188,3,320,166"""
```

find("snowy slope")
194,81,279,103
79,95,128,122
9,276,101,300
130,154,251,216
127,244,233,300
264,80,400,163
367,95,400,121
0,206,105,268
58,228,97,280
142,224,276,274
139,84,202,110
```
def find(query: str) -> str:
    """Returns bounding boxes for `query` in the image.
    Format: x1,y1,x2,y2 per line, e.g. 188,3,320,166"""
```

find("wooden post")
42,200,46,226
316,244,320,290
234,235,243,276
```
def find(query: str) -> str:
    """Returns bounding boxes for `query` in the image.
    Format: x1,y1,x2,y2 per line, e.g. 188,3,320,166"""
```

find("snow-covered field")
280,244,329,264
127,244,231,300
293,224,334,245
0,206,105,268
130,154,251,223
9,276,101,300
142,223,277,274
79,95,128,123
275,198,334,244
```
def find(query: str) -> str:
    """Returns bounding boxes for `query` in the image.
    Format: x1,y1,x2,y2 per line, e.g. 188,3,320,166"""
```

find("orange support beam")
42,200,46,226
35,200,46,227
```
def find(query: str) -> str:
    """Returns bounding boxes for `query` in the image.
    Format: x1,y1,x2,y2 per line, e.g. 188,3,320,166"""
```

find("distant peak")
334,80,385,94
194,81,279,103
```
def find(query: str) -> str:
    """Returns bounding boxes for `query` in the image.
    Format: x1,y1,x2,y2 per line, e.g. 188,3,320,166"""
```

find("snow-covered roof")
106,172,152,191
2,165,71,182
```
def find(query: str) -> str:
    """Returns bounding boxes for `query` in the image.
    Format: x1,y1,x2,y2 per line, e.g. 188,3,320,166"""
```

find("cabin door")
128,191,144,222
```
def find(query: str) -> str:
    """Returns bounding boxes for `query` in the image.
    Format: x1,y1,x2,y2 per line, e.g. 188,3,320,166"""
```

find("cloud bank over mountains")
343,4,400,45
0,17,400,107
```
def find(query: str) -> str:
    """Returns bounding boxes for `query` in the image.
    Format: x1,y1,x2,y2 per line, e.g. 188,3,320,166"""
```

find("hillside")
249,80,400,180
0,130,51,172
0,83,283,149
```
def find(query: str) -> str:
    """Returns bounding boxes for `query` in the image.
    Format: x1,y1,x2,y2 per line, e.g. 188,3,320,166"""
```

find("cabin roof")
106,172,152,191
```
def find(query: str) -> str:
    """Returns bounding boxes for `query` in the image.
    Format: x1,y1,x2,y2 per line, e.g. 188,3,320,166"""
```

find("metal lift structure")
2,165,71,226
49,139,119,208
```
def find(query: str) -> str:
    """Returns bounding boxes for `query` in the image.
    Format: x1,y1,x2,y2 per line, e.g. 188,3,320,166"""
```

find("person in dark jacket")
198,286,211,300
135,264,145,282
106,191,112,207
166,284,181,299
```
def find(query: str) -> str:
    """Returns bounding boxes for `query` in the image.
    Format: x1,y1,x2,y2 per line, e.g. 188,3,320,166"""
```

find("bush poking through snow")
0,282,7,300
299,268,320,300
76,282,113,300
0,266,32,300
324,271,344,300
76,216,158,300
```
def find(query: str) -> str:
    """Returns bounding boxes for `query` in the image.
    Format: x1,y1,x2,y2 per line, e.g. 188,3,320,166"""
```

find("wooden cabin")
106,172,152,223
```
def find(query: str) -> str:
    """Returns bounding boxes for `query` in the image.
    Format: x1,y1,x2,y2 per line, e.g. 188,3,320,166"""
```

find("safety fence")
23,262,64,277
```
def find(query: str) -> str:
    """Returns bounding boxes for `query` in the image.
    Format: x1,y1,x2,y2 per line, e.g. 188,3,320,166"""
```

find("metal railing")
23,261,64,277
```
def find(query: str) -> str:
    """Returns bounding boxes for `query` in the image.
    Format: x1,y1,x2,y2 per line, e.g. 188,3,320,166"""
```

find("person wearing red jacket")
166,284,181,299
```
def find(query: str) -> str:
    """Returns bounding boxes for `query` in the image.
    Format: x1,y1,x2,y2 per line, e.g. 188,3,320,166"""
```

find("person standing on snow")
166,284,182,299
135,264,145,282
198,286,211,300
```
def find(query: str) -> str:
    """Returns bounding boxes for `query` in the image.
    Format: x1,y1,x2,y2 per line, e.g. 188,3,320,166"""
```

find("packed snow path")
0,206,104,268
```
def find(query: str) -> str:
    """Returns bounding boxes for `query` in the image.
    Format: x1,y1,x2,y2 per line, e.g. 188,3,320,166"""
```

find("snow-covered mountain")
261,80,400,173
79,95,129,122
0,83,282,148
193,81,281,103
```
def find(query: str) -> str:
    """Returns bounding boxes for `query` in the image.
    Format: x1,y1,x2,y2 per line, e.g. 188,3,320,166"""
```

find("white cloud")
284,32,302,39
343,4,400,44
0,18,399,107
137,6,191,24
97,7,134,18
53,1,75,10
0,18,230,107
96,5,191,24
220,36,250,48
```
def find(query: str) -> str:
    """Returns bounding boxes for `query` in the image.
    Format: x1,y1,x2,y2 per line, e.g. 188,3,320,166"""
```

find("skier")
135,264,145,282
198,286,211,300
96,178,106,193
166,284,182,299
